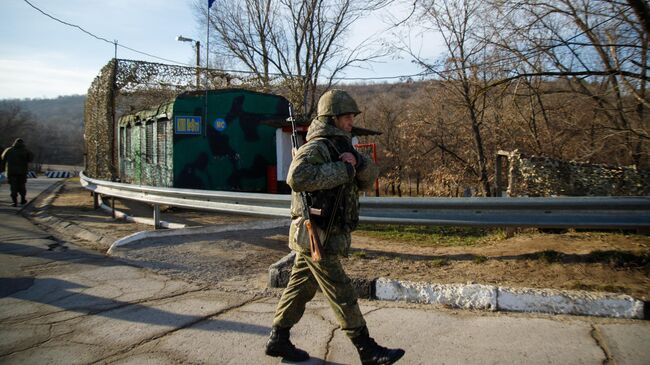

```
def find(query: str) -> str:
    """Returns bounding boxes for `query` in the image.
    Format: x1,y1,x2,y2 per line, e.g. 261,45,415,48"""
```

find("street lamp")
177,35,201,88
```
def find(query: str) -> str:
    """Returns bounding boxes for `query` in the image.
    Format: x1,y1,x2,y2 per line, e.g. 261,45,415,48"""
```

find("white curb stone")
497,287,645,319
108,219,289,254
375,277,497,310
372,278,645,319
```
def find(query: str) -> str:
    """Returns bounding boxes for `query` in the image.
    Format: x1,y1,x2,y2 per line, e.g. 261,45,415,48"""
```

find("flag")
208,0,215,8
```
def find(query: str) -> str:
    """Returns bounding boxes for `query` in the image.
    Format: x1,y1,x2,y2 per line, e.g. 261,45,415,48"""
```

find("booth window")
145,121,154,163
125,125,132,158
119,127,125,158
157,120,168,165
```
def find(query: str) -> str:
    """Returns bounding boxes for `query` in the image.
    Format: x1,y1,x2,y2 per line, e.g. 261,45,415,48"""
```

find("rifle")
289,105,324,262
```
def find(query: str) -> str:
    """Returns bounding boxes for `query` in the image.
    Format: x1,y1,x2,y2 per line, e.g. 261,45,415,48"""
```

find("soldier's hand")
339,152,357,167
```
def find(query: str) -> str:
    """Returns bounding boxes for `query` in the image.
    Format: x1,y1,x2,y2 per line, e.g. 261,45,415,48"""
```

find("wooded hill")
0,95,85,166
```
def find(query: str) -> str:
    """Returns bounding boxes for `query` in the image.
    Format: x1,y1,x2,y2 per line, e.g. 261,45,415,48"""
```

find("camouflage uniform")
272,103,378,339
267,90,404,364
2,138,34,206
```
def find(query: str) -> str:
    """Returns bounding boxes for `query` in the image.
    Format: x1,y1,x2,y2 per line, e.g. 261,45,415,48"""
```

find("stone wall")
505,150,650,197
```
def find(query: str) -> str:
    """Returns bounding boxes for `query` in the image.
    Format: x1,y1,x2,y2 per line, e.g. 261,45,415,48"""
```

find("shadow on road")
1,277,270,336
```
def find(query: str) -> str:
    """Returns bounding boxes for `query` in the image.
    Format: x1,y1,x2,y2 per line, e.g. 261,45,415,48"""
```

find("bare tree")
365,92,408,195
407,0,496,196
487,0,650,166
200,0,389,117
0,102,36,148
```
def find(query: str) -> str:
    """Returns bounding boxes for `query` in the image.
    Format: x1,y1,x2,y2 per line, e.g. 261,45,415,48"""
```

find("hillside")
0,95,85,165
19,95,85,127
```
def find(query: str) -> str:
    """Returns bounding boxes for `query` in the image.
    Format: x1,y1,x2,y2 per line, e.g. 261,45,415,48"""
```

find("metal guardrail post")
92,192,99,209
111,197,116,219
153,204,161,229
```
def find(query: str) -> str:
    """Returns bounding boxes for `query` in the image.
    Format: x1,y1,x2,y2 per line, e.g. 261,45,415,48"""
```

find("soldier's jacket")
1,139,33,176
287,117,378,256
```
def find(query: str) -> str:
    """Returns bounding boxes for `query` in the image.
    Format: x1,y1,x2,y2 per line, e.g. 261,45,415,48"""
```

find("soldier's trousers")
8,174,27,202
272,251,366,338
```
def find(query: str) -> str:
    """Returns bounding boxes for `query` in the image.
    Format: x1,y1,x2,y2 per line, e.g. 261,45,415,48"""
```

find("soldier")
2,138,34,207
0,144,4,184
265,90,405,364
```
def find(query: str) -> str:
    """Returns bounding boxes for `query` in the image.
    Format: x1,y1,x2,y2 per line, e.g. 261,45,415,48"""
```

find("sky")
0,0,440,100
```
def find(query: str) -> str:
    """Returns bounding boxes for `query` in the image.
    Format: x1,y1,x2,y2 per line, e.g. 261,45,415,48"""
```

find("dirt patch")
46,179,650,300
110,229,291,292
344,230,650,301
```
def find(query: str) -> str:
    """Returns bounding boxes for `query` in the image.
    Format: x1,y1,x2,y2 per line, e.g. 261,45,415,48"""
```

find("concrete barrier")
373,278,645,319
497,286,644,319
376,278,497,311
45,171,75,178
267,257,646,319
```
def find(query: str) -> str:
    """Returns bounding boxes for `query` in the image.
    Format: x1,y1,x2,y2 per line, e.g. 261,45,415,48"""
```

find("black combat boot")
265,326,310,362
351,326,405,365
11,196,17,207
20,196,27,205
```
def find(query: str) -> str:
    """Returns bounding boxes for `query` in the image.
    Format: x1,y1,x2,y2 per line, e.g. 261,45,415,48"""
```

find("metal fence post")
153,204,161,229
92,192,99,209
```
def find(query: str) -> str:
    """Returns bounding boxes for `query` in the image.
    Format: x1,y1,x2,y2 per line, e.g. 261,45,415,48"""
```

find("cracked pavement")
1,179,650,364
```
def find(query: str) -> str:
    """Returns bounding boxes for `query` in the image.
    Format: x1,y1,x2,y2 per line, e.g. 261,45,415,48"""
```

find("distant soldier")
0,144,4,184
265,90,405,364
2,138,34,207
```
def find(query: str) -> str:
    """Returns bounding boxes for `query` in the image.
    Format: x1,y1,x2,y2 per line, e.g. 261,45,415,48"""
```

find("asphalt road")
1,178,649,364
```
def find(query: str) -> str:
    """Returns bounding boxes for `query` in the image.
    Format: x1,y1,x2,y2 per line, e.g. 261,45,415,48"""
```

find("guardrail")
80,172,650,229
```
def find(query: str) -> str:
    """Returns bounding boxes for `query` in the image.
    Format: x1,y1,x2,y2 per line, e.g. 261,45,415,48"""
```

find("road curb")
268,257,646,320
496,286,644,318
21,180,115,249
108,219,290,254
22,180,290,254
376,278,497,311
376,278,645,319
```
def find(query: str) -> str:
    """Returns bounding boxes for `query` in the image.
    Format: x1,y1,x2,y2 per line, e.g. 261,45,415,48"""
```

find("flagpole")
206,1,211,88
204,0,212,137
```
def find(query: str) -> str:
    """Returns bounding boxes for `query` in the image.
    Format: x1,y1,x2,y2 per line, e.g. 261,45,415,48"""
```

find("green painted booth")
118,89,290,192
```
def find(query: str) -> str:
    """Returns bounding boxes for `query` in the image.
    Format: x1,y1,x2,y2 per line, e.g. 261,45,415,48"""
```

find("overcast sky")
0,0,439,100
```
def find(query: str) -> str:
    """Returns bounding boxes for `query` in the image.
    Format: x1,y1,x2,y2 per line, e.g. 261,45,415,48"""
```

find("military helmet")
317,89,361,117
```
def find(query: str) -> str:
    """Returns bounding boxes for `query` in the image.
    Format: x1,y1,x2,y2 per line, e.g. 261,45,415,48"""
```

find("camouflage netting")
84,58,262,180
505,150,650,197
84,60,117,180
